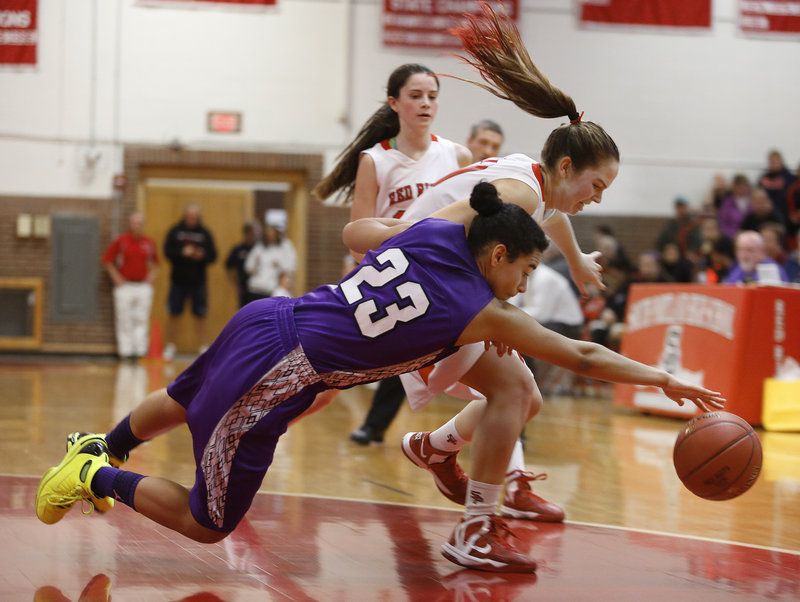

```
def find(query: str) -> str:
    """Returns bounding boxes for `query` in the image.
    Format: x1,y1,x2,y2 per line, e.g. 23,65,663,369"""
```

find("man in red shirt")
102,212,159,359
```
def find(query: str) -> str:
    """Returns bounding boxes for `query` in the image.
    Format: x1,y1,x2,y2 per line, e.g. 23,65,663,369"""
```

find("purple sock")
105,414,145,460
92,467,145,510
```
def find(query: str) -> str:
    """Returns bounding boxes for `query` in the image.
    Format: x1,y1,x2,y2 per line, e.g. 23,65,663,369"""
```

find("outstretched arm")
542,211,605,297
461,301,725,412
427,179,603,298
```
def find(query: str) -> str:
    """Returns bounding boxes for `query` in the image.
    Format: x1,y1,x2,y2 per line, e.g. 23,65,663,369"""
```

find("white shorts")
401,342,533,410
400,342,490,410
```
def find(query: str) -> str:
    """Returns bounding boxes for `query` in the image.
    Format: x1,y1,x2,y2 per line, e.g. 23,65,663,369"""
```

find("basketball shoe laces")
47,489,97,516
455,515,518,553
509,470,548,493
50,434,114,516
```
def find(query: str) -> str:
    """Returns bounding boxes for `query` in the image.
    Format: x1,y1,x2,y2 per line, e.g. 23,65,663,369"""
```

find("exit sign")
207,111,242,134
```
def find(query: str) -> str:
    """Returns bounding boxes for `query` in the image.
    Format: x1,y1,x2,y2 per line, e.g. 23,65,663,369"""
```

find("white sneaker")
163,343,176,361
441,514,537,573
401,431,468,504
499,470,565,522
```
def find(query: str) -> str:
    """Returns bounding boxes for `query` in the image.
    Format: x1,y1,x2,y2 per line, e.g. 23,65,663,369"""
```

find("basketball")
673,411,762,501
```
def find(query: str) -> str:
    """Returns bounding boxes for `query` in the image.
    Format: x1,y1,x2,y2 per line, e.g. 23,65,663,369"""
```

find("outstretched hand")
571,251,606,297
660,375,726,413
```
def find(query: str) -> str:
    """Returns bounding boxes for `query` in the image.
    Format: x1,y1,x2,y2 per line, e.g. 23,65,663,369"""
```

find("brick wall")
572,214,671,267
0,147,344,354
0,147,670,354
0,196,116,352
121,146,349,291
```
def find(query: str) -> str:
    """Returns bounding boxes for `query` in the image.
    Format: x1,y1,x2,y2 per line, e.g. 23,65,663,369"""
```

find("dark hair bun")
469,181,502,216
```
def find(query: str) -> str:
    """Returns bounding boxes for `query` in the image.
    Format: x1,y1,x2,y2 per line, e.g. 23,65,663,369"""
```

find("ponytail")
469,181,504,216
448,3,619,172
449,3,577,120
467,182,549,260
313,105,398,205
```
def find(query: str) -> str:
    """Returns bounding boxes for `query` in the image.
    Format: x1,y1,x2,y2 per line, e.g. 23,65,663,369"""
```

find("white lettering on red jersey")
363,134,460,219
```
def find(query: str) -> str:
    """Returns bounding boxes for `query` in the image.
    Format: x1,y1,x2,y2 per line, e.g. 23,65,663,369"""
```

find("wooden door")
144,187,253,354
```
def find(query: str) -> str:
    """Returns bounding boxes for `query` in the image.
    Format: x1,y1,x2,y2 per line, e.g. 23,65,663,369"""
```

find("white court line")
9,473,798,557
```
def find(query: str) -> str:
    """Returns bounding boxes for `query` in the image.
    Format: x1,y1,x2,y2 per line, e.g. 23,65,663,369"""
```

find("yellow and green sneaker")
66,432,128,468
35,435,114,524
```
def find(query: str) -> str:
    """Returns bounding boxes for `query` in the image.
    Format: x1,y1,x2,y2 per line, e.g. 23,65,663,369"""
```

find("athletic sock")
91,466,146,510
464,479,503,517
105,413,145,460
429,417,469,453
506,438,527,475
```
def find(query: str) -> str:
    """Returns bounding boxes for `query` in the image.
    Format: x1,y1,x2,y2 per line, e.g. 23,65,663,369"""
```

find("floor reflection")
2,357,799,600
4,477,799,601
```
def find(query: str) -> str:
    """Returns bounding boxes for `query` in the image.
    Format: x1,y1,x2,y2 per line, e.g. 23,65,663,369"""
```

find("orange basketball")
673,411,762,501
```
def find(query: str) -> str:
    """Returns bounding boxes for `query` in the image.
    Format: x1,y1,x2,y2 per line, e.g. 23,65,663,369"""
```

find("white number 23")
340,248,430,338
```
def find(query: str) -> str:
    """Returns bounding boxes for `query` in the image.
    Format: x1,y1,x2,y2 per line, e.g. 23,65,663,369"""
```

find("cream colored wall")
0,0,798,215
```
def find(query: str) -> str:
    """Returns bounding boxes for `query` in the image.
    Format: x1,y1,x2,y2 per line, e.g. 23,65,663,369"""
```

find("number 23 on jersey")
340,248,430,338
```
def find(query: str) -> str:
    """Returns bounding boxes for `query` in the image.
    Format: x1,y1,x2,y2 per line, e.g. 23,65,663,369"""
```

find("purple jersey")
167,217,494,532
293,218,495,383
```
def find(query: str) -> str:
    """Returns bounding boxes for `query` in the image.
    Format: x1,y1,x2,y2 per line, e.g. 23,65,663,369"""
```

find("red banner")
138,0,276,6
740,0,800,36
580,0,711,29
0,0,37,65
383,0,518,50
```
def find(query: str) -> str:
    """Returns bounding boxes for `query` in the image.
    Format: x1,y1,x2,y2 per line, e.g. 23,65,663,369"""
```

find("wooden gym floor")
1,354,798,601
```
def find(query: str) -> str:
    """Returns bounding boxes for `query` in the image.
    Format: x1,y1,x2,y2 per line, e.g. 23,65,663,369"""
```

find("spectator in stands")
698,216,733,260
591,260,630,352
717,174,753,238
759,222,789,267
759,150,796,227
724,230,788,284
655,197,703,261
541,244,580,296
695,216,734,283
633,250,672,283
163,203,218,360
586,225,635,352
593,224,633,274
510,263,584,396
244,224,297,301
704,238,737,284
784,162,800,241
740,188,785,233
705,173,731,212
225,220,261,308
574,282,612,396
588,305,625,354
271,271,294,298
580,283,607,329
465,119,504,161
102,212,159,360
659,241,695,283
785,230,800,282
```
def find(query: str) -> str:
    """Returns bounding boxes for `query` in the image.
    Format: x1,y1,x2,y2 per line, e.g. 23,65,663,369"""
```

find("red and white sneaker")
499,470,565,523
401,431,468,505
441,514,538,573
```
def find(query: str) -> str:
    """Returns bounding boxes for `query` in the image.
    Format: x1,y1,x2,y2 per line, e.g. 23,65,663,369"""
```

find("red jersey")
102,232,158,282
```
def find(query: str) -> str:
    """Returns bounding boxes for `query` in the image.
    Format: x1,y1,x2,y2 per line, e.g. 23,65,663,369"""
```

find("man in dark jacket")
163,203,217,359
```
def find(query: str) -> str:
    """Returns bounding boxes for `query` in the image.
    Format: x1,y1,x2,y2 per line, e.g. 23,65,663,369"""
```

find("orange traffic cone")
147,319,164,360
